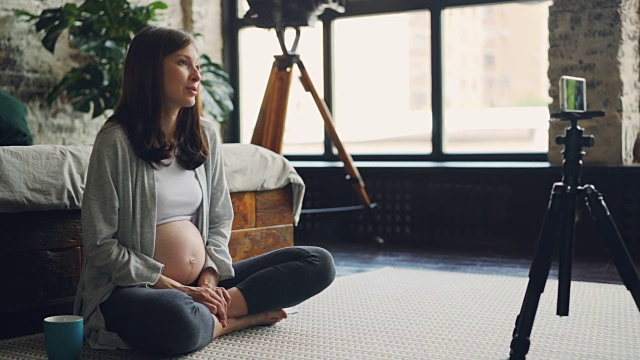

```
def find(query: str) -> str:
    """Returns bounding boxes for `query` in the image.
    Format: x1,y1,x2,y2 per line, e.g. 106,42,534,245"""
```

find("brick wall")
0,0,222,145
547,0,640,164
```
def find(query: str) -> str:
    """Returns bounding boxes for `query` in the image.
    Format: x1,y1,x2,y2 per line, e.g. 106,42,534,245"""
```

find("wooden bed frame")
0,185,294,312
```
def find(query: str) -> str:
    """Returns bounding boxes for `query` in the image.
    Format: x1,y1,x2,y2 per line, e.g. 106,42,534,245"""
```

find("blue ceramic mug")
43,315,83,360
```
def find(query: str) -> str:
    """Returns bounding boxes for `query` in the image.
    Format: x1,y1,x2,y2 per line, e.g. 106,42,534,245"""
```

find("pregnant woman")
74,26,335,357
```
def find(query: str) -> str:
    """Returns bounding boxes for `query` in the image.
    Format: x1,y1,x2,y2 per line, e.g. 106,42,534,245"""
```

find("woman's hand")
152,272,231,327
182,286,230,326
197,268,231,326
198,267,221,288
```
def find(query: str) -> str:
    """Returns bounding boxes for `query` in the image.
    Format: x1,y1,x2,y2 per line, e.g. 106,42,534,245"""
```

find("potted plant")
14,0,234,127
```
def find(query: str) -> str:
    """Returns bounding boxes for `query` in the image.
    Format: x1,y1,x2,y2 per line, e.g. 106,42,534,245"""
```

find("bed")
0,143,305,311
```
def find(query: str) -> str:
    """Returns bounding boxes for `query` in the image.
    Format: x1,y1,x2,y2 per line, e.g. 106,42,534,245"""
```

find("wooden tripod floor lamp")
251,27,376,212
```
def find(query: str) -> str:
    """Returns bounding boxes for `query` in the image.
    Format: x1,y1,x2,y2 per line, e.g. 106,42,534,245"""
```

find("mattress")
0,143,305,222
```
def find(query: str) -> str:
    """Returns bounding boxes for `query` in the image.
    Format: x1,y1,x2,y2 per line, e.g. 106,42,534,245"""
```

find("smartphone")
559,76,587,112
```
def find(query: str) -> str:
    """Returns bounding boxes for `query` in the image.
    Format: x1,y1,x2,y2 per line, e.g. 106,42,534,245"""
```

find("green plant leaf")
46,70,82,104
31,5,79,53
34,9,63,32
91,95,105,118
72,94,93,113
198,54,234,124
148,1,168,11
12,9,39,21
41,22,69,53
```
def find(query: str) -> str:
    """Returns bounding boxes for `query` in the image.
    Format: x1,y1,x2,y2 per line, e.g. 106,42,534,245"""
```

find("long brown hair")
111,26,208,170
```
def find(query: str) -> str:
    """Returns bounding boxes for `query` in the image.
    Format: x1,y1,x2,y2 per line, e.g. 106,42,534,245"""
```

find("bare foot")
213,309,287,338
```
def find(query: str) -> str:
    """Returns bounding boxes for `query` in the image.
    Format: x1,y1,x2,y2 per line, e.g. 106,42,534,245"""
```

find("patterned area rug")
0,267,638,359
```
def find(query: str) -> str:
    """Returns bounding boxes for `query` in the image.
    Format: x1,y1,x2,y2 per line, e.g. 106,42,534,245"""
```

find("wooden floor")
1,239,636,341
295,238,636,285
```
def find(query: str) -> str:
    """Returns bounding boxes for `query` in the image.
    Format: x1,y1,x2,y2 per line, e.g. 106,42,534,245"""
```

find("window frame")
222,0,549,162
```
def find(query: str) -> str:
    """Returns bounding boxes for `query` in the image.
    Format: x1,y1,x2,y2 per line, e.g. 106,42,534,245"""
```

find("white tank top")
154,157,203,225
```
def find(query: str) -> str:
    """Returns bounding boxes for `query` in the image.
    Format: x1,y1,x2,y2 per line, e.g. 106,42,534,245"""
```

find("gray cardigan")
74,119,234,350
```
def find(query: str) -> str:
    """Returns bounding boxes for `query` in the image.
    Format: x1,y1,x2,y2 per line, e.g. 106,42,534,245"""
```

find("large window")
442,2,551,154
226,0,552,161
333,12,432,155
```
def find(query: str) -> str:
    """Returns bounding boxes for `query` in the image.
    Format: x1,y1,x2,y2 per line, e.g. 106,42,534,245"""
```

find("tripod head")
274,27,301,56
244,0,345,56
550,110,605,125
551,110,605,189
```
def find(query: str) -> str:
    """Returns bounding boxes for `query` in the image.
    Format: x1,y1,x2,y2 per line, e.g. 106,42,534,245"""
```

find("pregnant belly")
154,220,206,285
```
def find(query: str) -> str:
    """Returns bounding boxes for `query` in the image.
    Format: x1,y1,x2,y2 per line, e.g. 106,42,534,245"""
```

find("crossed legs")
212,246,336,337
100,246,335,356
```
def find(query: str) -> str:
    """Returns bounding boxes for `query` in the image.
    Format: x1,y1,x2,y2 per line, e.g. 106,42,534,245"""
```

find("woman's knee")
155,295,213,355
300,246,336,290
103,288,213,356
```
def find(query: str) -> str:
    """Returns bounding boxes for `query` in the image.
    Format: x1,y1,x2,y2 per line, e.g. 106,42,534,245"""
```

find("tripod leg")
557,188,578,316
252,62,278,147
251,57,295,154
583,185,640,310
510,183,570,360
295,59,373,208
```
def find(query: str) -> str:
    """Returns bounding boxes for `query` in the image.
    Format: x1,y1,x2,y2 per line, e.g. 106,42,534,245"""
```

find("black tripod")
509,110,640,359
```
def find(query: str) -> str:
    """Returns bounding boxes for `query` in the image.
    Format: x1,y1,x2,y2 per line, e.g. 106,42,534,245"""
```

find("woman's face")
161,43,201,115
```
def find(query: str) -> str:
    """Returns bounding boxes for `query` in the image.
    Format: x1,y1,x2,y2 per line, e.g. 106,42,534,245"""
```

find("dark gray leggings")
100,246,335,357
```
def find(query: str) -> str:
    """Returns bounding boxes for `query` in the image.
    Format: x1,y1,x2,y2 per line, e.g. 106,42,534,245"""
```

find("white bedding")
0,143,305,222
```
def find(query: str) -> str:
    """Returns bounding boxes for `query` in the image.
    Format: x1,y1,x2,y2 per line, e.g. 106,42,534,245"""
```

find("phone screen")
560,76,586,112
